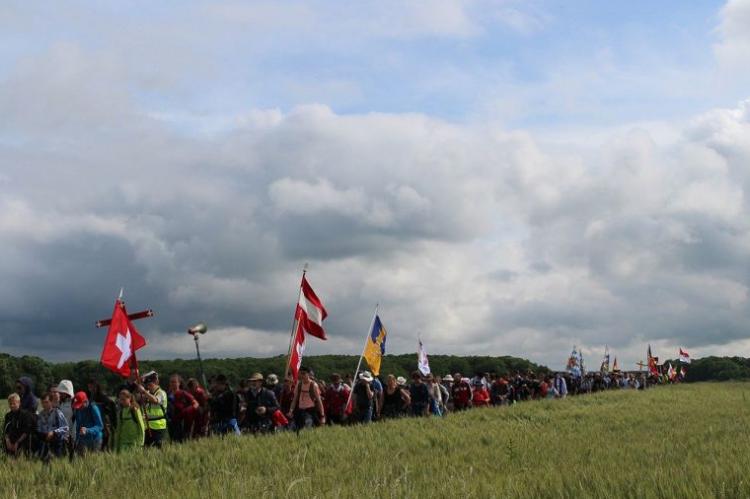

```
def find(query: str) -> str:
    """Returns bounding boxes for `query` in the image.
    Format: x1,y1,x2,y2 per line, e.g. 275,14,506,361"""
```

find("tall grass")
1,383,749,498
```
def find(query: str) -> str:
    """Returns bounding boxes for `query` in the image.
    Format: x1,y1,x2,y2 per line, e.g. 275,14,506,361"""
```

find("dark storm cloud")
2,29,750,367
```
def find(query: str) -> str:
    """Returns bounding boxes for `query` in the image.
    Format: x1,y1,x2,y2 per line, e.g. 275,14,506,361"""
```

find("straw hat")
248,372,264,382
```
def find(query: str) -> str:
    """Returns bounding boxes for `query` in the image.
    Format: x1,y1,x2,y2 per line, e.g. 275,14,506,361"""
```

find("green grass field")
1,383,749,498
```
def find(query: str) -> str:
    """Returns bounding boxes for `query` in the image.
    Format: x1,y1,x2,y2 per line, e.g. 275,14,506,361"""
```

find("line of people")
3,366,661,461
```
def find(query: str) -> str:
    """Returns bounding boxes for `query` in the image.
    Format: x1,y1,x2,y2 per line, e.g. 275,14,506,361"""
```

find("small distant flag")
417,337,430,376
567,346,581,378
667,362,676,381
579,349,586,376
647,344,659,376
679,348,691,364
680,366,687,379
363,315,387,376
612,356,620,372
600,345,610,373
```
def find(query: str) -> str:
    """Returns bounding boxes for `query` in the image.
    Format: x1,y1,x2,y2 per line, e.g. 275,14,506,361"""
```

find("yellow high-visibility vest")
144,388,167,431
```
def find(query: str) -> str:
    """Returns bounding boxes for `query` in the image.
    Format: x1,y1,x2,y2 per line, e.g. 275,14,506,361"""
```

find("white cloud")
2,5,750,371
716,0,750,69
3,96,750,369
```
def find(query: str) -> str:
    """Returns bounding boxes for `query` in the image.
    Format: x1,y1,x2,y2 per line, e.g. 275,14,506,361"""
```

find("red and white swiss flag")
100,301,147,377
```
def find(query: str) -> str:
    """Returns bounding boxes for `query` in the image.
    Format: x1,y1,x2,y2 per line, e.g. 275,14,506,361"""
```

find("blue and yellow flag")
363,315,387,376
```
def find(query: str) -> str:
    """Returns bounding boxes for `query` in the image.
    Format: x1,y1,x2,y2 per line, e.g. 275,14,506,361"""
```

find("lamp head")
187,323,207,335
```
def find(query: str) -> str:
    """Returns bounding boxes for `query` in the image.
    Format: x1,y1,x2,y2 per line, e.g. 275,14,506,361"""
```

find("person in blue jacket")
72,391,103,454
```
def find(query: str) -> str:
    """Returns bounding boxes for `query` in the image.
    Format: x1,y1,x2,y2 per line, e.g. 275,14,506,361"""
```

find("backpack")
293,381,321,409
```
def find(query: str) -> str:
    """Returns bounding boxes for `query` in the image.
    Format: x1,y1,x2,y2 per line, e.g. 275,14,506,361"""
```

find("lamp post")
188,323,208,388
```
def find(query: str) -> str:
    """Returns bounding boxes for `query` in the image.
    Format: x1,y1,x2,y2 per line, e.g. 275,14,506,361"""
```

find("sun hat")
359,372,374,382
396,376,407,386
266,374,279,385
54,380,74,398
443,374,454,382
248,373,264,382
72,391,88,410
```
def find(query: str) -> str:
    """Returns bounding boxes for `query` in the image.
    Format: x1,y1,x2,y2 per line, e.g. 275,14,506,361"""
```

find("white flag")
417,337,430,376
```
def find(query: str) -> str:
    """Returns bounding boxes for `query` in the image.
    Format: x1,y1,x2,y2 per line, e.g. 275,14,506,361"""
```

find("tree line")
2,352,747,398
0,352,547,397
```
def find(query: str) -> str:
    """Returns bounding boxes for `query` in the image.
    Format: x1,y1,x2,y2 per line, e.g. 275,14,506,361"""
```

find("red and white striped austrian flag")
679,348,691,364
297,276,328,340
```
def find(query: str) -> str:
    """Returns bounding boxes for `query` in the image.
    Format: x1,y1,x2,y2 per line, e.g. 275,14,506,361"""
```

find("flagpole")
344,304,379,412
284,264,307,382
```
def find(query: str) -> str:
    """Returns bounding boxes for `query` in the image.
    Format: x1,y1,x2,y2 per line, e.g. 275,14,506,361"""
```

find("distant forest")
0,352,747,398
0,352,547,397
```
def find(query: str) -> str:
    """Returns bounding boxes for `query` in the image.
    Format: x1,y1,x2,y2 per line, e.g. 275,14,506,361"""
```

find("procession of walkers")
3,366,677,460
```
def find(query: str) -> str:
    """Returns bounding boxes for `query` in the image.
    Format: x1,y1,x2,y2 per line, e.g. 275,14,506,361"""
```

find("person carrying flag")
136,371,168,447
288,367,325,429
351,372,375,423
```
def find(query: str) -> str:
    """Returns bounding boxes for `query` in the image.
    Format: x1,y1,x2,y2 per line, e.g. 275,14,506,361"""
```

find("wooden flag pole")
344,304,379,414
283,264,307,382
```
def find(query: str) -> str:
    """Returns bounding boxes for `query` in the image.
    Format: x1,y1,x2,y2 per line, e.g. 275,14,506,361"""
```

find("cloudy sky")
2,0,750,370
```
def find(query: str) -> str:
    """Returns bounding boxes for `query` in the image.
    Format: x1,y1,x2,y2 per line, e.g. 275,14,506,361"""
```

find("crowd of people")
3,366,670,461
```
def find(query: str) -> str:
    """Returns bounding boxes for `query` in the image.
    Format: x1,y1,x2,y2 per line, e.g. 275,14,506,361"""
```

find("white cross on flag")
100,300,147,377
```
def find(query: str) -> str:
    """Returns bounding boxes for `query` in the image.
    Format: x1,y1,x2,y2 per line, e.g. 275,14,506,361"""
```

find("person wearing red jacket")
324,373,350,425
168,375,198,442
450,373,473,411
471,379,490,407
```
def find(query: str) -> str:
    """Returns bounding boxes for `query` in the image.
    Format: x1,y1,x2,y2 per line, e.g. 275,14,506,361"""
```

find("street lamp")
187,323,208,388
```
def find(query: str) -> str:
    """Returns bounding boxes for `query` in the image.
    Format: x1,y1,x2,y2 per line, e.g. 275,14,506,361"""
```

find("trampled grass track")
1,382,749,498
